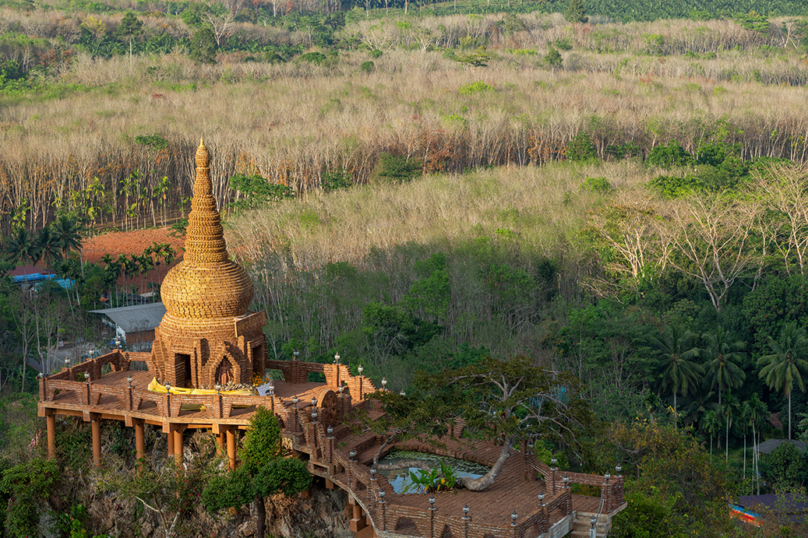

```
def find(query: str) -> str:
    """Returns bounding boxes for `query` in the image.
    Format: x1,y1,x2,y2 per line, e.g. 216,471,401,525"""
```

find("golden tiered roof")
160,139,254,319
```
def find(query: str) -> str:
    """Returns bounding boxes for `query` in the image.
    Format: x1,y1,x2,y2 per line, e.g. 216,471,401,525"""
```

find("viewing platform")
38,351,626,538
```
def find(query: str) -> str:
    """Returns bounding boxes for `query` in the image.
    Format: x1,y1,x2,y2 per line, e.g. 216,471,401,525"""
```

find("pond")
376,450,490,494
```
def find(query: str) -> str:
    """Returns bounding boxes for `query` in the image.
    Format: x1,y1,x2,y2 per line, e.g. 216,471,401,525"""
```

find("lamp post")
381,377,387,390
334,353,341,365
268,382,274,396
379,490,386,531
616,464,622,478
400,389,406,397
462,505,470,538
511,511,518,538
590,516,597,538
429,496,436,538
127,376,133,388
293,350,299,361
357,365,364,399
115,337,121,349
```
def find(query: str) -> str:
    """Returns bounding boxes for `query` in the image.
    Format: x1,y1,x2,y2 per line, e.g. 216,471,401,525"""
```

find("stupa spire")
184,139,228,264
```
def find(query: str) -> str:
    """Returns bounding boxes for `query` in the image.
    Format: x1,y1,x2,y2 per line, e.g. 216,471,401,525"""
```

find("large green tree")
565,0,588,23
190,28,217,64
116,12,143,60
758,322,808,440
202,408,310,538
380,356,595,491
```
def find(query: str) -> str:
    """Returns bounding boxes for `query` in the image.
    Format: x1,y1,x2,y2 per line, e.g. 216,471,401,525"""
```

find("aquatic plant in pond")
377,450,489,494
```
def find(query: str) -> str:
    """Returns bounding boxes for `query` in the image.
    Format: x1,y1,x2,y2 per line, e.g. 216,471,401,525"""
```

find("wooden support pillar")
217,431,226,457
167,431,174,457
173,428,183,465
226,427,236,470
135,420,145,461
91,415,101,467
46,412,56,460
349,501,367,532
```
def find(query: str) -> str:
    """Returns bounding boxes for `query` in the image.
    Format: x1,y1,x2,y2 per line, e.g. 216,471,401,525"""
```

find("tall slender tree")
758,322,808,439
745,394,768,495
651,325,703,424
721,391,739,462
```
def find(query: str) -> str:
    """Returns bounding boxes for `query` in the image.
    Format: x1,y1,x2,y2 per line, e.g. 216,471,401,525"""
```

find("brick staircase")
570,512,611,538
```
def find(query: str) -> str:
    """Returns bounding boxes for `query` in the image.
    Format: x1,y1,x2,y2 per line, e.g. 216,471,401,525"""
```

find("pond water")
376,450,490,494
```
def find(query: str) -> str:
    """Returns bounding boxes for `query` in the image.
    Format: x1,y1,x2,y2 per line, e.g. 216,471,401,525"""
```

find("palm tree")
51,215,83,259
720,391,739,462
37,226,61,270
703,327,746,407
5,227,42,266
758,322,808,439
681,381,715,430
745,394,768,495
651,325,703,424
702,409,720,460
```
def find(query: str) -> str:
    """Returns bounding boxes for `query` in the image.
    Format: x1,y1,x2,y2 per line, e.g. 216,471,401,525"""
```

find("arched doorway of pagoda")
216,358,233,385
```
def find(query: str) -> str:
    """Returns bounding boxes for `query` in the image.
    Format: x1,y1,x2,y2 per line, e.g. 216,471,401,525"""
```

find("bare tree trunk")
255,495,266,538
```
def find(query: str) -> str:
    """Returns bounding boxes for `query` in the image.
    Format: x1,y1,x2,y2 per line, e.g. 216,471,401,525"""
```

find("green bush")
459,81,494,95
297,52,327,65
565,132,597,162
543,46,563,68
376,153,422,182
0,458,60,538
645,140,693,168
582,176,613,193
360,60,374,73
228,174,295,211
322,169,353,192
370,49,383,58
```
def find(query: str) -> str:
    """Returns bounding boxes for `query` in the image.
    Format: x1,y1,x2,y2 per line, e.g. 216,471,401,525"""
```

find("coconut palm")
703,327,746,406
5,227,42,266
651,325,703,424
758,322,808,439
745,394,768,495
37,226,61,270
702,409,720,460
720,391,740,462
51,214,83,259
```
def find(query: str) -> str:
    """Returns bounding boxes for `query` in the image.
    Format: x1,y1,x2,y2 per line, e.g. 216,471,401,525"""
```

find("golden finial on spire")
200,135,204,147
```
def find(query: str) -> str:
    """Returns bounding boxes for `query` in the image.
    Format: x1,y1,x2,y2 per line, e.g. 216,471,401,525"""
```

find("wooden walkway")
38,351,625,538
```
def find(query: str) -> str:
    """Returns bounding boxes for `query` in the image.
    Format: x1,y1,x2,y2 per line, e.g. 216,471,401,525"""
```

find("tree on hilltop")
116,12,143,61
190,28,217,65
202,408,311,538
565,0,588,23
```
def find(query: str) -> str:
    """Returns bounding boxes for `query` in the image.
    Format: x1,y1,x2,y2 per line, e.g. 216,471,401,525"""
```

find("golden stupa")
148,140,267,389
